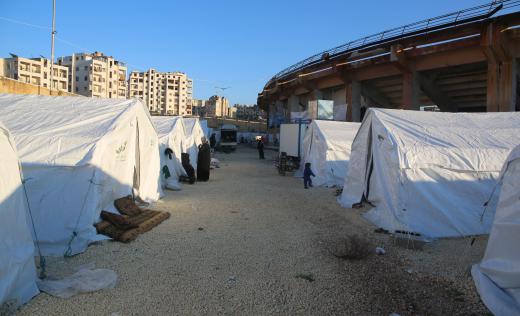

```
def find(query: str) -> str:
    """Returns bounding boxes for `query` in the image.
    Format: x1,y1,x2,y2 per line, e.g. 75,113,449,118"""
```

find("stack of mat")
95,196,170,242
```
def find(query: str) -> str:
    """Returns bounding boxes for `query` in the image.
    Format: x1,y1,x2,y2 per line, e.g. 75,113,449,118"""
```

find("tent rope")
64,169,97,257
21,178,46,279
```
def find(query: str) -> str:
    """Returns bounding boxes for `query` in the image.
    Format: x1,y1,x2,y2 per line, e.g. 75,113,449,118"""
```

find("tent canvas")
0,94,162,256
152,116,187,190
199,120,211,138
183,118,205,170
0,122,39,306
339,108,520,238
296,120,360,187
472,145,520,315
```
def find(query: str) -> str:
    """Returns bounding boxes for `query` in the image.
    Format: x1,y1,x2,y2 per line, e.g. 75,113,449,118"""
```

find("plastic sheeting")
199,120,211,138
152,116,187,190
339,108,520,238
472,145,520,315
296,120,360,187
0,94,162,256
37,266,117,299
183,118,206,170
0,122,39,306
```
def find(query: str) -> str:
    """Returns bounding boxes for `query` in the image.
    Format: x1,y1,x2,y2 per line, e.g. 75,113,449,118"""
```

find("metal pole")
50,0,56,92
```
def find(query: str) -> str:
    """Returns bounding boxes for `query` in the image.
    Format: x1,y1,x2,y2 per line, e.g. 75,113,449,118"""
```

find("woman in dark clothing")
257,139,265,160
197,137,211,181
209,133,216,149
181,153,196,184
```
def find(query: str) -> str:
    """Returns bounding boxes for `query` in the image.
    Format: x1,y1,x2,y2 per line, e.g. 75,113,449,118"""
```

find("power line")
0,16,51,30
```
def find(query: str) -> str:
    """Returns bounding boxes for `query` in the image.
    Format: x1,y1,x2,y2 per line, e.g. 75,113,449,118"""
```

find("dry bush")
331,235,372,260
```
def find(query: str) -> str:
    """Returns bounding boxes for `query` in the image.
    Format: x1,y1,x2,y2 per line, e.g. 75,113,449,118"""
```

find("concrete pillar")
310,89,323,101
402,71,420,110
487,58,517,112
274,100,286,122
305,89,323,120
332,87,347,105
346,81,361,122
288,94,300,112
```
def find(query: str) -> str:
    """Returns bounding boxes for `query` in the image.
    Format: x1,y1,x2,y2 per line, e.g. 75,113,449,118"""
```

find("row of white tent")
0,94,207,306
296,109,520,313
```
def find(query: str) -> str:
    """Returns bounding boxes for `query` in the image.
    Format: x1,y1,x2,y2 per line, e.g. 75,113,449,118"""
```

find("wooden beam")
414,46,486,71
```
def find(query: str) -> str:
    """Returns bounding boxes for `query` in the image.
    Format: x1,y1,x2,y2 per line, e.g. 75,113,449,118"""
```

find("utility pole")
49,0,56,92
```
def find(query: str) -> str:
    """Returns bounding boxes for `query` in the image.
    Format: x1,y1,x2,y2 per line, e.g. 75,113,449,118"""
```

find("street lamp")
49,0,56,92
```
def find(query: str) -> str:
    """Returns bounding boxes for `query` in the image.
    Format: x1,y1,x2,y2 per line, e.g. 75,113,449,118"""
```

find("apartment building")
191,99,207,117
234,104,266,120
228,106,237,119
57,52,127,98
128,69,193,116
0,56,69,92
205,95,229,117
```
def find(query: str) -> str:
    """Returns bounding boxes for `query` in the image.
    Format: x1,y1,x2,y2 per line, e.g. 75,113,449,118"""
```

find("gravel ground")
18,146,489,315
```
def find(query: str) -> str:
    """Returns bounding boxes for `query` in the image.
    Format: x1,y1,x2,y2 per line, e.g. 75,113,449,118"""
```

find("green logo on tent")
116,141,128,161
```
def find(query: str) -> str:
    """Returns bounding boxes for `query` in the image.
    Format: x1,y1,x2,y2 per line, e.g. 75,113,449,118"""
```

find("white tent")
339,108,520,238
199,119,211,138
0,122,39,306
152,116,187,190
472,145,520,315
183,118,206,169
297,120,360,187
0,94,162,256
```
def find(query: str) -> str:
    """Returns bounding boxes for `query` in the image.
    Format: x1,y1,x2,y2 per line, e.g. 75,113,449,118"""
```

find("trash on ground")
211,157,221,168
331,235,372,260
375,247,386,255
295,273,315,282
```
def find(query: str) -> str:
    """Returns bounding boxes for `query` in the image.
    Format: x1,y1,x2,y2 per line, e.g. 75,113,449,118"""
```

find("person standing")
209,133,216,149
257,139,265,160
197,137,211,181
303,162,315,189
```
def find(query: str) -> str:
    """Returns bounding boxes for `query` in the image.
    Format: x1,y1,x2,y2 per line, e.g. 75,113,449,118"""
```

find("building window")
84,66,88,71
84,76,88,81
75,87,78,92
76,76,79,81
75,66,79,71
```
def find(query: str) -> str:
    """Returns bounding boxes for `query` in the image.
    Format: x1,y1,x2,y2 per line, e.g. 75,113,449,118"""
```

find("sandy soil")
18,146,489,315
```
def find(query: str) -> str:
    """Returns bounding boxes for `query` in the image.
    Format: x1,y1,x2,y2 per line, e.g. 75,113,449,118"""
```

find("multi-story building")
191,99,207,117
234,104,266,120
128,69,193,116
205,95,229,117
0,56,69,92
57,52,127,98
228,106,237,119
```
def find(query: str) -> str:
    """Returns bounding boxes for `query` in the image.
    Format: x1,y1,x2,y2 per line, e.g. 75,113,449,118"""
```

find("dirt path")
19,146,488,315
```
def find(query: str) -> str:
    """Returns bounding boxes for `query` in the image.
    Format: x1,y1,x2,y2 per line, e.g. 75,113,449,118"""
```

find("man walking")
257,139,265,160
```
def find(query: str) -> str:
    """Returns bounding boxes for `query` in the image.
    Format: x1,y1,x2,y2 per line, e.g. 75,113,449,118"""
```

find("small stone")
375,247,386,255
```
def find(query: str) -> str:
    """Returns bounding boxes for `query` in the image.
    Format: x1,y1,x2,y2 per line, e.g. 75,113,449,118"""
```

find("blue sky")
0,0,498,104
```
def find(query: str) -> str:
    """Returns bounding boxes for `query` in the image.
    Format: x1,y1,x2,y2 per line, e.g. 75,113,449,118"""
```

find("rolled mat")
95,209,170,243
